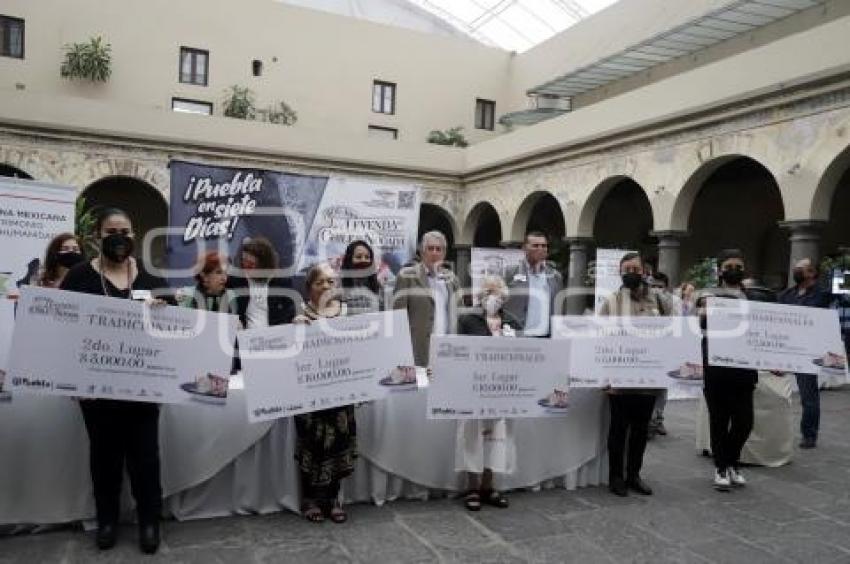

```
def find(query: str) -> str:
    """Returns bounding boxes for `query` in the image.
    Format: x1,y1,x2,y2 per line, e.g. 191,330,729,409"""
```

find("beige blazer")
392,262,461,366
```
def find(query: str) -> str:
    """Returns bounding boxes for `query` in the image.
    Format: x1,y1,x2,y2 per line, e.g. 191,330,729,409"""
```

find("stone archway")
678,157,786,288
462,201,502,248
0,164,34,180
511,191,565,243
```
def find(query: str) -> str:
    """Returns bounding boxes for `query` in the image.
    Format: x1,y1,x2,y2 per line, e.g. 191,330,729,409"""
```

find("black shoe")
609,476,628,497
655,422,667,436
626,476,653,496
95,523,118,550
799,438,817,449
139,523,160,555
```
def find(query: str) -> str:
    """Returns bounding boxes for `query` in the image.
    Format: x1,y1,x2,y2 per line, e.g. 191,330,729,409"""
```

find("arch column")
566,237,593,314
780,220,826,285
454,243,472,288
651,230,688,287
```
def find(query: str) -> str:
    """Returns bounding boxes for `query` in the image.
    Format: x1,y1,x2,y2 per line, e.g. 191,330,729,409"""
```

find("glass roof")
405,0,621,52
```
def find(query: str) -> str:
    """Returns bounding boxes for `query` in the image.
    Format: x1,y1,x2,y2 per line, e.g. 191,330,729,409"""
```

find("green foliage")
74,198,98,258
427,126,469,148
223,85,257,119
683,257,718,289
258,101,298,126
223,86,297,126
60,36,112,82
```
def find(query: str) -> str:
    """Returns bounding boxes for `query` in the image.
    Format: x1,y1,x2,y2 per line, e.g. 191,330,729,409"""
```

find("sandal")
481,489,509,509
302,502,325,524
464,491,481,512
328,503,348,524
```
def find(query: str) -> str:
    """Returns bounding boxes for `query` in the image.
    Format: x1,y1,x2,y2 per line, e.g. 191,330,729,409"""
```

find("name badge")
131,289,152,301
513,274,527,283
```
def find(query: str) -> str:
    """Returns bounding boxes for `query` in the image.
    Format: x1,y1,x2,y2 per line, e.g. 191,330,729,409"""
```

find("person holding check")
60,207,171,554
293,262,357,524
598,252,672,497
455,275,521,511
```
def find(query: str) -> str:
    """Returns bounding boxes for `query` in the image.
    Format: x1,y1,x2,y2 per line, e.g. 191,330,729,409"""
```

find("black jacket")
458,308,522,337
228,276,296,328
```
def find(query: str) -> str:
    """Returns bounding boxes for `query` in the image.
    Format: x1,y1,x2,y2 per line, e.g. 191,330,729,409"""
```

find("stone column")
454,244,472,289
651,230,688,287
780,220,826,286
565,237,593,315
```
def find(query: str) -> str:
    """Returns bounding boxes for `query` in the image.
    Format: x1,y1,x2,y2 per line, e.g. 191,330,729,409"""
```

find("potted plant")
427,126,469,148
60,36,112,82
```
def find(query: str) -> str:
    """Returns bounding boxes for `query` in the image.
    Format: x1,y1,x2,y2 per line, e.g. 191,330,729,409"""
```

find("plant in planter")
259,101,298,126
74,198,99,258
223,85,257,120
427,126,469,148
684,257,718,289
60,36,112,82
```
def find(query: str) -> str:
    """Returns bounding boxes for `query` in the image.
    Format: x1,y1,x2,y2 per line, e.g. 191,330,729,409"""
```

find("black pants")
608,393,655,481
79,400,162,526
703,383,754,470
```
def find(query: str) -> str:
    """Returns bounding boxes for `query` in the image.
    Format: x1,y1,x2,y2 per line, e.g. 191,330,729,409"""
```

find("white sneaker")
713,469,731,491
728,467,746,487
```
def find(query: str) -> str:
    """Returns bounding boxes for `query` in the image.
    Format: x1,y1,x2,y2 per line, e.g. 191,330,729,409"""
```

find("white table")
0,380,608,525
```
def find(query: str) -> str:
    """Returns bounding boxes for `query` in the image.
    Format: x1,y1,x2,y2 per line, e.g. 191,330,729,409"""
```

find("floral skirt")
295,406,357,487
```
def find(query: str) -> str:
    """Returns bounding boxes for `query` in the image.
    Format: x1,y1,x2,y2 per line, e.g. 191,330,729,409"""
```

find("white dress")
454,316,517,475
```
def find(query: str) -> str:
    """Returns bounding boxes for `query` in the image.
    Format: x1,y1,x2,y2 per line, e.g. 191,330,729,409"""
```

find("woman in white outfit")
455,275,520,511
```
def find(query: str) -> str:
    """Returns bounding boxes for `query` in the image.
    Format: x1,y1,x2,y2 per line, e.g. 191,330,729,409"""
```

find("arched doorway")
512,191,565,243
0,164,33,179
679,157,786,289
80,176,169,267
590,177,655,268
463,202,502,248
418,203,456,264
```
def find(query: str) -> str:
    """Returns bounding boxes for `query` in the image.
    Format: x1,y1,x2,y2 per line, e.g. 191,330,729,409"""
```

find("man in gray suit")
393,230,461,366
502,231,564,337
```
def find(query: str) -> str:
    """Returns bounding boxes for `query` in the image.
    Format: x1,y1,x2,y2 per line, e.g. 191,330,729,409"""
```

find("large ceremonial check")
706,297,848,375
552,316,703,388
7,287,239,404
240,310,414,422
426,335,571,420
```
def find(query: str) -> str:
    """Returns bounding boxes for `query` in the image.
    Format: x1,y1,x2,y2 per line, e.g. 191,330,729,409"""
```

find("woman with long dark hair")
39,232,84,288
339,240,382,315
60,207,170,554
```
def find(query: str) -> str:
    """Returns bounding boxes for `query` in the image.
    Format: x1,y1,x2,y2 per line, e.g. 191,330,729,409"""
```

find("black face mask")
56,251,84,269
622,272,643,290
792,269,805,284
101,234,134,263
720,268,744,286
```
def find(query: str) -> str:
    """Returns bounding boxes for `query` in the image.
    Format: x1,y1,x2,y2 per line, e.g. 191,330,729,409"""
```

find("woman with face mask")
38,233,85,288
292,263,357,524
339,240,383,315
454,275,521,511
59,208,170,555
695,249,758,492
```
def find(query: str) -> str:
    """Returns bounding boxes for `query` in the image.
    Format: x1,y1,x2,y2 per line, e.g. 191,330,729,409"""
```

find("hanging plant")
427,126,469,148
60,36,112,82
222,85,257,120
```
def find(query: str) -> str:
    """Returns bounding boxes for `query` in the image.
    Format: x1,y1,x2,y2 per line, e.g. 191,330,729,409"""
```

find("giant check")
427,335,571,420
7,287,239,404
552,315,703,389
707,297,848,376
240,310,414,422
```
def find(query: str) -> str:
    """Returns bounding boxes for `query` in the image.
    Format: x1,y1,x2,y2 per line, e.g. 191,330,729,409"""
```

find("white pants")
455,418,516,475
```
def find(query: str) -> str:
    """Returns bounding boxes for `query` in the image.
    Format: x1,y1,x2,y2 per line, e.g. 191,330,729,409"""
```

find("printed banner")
593,249,634,313
470,247,526,306
0,178,76,401
168,161,420,286
6,287,239,405
706,297,847,377
552,315,703,389
427,335,571,419
240,310,415,422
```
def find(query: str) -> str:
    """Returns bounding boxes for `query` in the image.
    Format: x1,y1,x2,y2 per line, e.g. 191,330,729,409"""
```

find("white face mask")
483,294,503,316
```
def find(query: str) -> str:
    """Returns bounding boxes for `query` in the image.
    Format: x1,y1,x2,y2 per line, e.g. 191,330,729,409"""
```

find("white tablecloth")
0,382,608,526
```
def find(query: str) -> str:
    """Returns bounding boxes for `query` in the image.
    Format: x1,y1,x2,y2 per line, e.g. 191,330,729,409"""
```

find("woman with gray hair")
455,274,521,511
